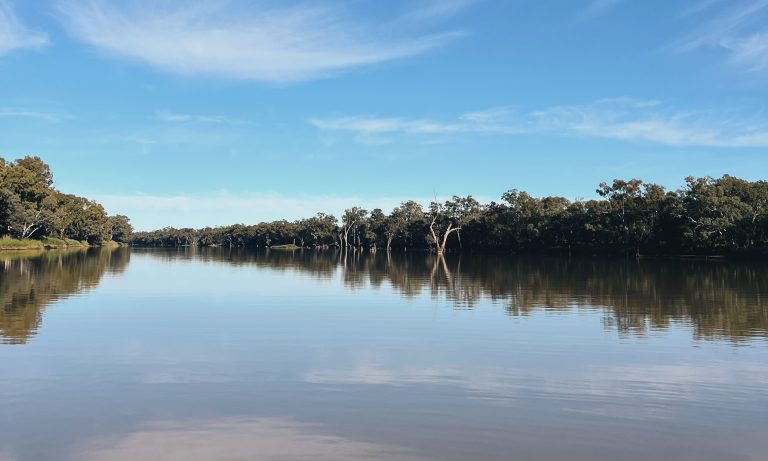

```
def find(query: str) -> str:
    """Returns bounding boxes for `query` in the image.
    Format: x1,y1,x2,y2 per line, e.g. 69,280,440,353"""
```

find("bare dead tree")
429,216,461,255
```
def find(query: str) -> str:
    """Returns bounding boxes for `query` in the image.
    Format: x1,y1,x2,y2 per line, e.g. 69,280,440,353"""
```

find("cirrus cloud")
676,0,768,72
0,0,48,56
310,98,768,148
55,0,467,83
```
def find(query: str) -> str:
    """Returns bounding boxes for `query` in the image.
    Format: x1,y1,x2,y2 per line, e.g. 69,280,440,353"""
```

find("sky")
0,0,767,230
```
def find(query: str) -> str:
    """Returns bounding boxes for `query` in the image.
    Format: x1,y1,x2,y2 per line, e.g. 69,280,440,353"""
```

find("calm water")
1,248,767,461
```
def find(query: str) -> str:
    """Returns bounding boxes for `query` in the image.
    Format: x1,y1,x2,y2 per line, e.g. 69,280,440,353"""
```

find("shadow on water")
0,248,130,344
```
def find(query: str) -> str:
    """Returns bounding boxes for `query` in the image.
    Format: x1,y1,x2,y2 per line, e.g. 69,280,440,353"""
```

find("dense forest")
0,156,133,247
133,175,768,257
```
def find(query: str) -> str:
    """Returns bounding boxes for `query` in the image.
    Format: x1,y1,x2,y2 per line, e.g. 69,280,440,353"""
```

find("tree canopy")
0,156,133,244
133,175,768,256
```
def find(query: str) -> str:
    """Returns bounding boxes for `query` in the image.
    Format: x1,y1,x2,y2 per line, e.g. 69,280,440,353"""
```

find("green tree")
341,207,368,248
107,215,133,243
0,156,54,238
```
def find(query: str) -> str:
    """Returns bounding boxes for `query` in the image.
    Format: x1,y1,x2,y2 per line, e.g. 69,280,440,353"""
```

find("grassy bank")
42,238,95,249
42,237,69,248
0,237,45,250
1,236,99,251
270,244,301,250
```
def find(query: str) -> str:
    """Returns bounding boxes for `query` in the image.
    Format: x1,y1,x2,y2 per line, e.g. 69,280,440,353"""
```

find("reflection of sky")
1,253,767,461
76,418,425,461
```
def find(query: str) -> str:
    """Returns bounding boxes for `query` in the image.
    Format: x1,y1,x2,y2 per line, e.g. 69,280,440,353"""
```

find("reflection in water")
77,418,424,461
145,248,768,341
0,248,767,461
3,247,766,343
0,249,129,344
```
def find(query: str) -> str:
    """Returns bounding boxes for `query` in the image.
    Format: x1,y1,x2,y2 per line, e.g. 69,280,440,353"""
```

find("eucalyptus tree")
427,201,463,255
367,208,388,251
107,215,133,243
309,213,338,246
501,189,542,248
295,219,313,248
43,192,82,239
0,156,53,238
597,179,667,256
341,207,368,248
68,200,109,244
443,195,483,248
389,200,425,249
681,176,749,250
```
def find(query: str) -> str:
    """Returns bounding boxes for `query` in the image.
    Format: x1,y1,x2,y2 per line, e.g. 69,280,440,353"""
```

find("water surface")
1,248,767,461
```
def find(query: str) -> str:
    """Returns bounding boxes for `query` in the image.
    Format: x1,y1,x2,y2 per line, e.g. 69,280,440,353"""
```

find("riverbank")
269,244,302,250
0,237,124,251
0,237,45,251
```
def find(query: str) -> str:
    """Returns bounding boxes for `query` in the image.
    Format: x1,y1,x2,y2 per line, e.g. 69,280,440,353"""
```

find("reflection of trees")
0,248,130,344
142,248,768,341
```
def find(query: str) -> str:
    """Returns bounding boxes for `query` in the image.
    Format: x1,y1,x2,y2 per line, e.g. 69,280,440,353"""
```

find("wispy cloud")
55,0,466,82
399,0,477,24
308,107,519,144
0,0,48,56
676,0,768,71
680,0,727,17
0,107,71,122
723,32,768,70
156,110,249,125
578,0,624,20
310,98,768,148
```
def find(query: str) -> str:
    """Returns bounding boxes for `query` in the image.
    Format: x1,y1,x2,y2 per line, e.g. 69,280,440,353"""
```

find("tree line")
133,175,768,256
0,156,133,245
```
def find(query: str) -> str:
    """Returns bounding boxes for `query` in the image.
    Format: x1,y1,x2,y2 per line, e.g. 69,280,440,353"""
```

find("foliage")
131,175,768,256
0,156,133,245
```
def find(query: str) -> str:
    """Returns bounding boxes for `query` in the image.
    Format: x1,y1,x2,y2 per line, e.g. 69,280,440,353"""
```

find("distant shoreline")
126,245,768,262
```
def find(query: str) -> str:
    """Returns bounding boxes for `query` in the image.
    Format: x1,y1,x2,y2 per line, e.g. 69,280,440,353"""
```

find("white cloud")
55,0,465,82
156,110,248,125
308,107,519,144
0,107,71,122
676,0,768,71
310,98,768,147
0,0,48,56
527,98,768,147
723,32,768,70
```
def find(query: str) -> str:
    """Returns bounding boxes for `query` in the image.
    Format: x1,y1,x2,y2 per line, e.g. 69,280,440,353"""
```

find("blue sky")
0,0,767,230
